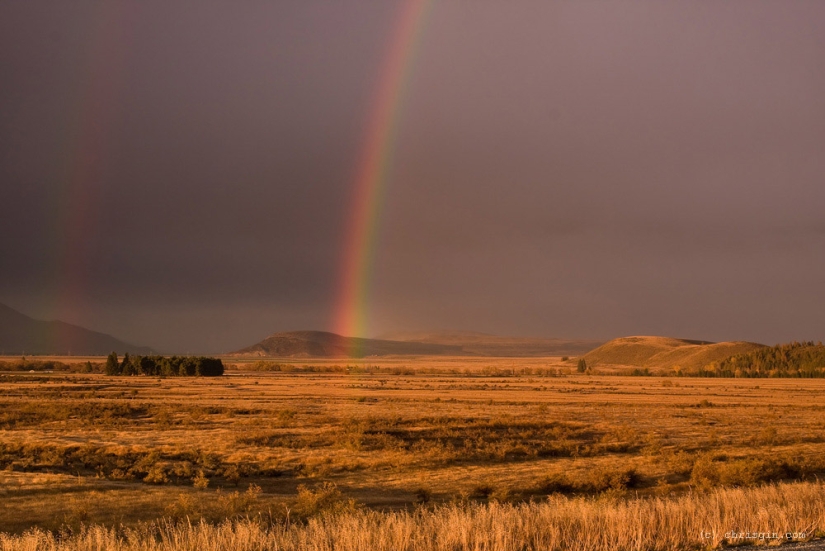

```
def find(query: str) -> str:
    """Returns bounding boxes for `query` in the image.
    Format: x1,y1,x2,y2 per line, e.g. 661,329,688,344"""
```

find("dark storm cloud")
373,1,825,344
1,1,397,351
1,1,824,352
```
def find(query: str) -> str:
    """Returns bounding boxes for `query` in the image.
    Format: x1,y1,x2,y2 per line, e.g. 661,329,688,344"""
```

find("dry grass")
2,356,825,547
1,483,824,550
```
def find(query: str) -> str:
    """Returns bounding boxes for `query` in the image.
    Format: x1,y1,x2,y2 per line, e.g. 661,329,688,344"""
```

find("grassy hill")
229,331,464,358
0,303,153,356
582,336,765,373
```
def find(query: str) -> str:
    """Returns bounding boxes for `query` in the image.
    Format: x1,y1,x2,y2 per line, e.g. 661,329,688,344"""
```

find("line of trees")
0,358,99,373
699,342,825,378
105,353,224,377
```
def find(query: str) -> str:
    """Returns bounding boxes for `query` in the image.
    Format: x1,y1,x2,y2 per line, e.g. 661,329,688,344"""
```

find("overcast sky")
2,1,824,353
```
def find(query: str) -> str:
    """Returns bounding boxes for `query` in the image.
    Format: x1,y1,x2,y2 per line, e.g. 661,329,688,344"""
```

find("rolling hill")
229,331,464,358
0,303,153,356
582,336,765,372
380,330,603,357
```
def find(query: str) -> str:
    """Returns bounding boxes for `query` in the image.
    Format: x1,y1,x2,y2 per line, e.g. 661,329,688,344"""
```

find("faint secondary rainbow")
333,0,434,343
52,3,130,333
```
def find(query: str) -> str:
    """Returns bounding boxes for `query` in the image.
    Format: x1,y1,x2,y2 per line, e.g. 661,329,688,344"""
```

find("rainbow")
333,0,434,346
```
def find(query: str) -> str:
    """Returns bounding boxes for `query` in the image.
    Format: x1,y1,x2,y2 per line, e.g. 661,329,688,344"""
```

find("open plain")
2,356,825,550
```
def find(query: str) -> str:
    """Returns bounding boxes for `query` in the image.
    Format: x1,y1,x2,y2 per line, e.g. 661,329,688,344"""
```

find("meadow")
2,356,825,549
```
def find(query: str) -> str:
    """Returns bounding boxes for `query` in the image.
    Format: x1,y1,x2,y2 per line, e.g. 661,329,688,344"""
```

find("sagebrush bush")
690,454,794,488
539,466,638,495
293,482,358,518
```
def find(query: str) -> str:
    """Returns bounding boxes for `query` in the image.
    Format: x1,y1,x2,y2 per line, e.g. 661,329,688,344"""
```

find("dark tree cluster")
104,352,224,377
700,342,825,378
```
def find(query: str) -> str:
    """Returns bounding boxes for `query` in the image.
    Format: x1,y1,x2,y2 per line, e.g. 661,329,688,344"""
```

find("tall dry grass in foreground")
3,482,823,551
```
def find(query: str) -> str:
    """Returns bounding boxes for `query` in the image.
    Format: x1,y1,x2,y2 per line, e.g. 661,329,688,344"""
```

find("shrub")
164,493,199,520
222,464,241,486
586,466,638,492
217,484,262,517
691,455,792,488
144,464,170,484
414,488,432,504
471,485,494,499
193,470,209,489
293,482,358,517
539,467,638,495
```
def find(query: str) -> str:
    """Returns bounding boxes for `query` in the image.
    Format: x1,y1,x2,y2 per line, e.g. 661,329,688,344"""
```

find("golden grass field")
2,356,825,549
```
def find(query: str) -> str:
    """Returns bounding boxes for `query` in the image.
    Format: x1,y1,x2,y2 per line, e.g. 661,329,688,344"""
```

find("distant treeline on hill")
696,342,825,378
105,353,224,377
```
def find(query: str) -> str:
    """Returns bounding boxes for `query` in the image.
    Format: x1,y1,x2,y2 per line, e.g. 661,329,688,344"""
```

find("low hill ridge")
583,336,765,372
229,331,463,358
0,303,153,356
381,330,603,357
233,330,602,358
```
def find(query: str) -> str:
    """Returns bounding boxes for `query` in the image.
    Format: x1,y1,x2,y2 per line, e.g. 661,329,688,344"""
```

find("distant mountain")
0,303,153,356
582,336,765,371
231,329,601,358
380,330,603,357
229,330,463,357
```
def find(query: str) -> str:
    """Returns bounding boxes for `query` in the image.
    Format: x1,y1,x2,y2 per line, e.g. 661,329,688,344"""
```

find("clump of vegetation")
414,487,432,504
216,484,264,517
238,417,622,465
242,361,311,372
0,440,249,485
292,482,358,518
539,465,639,495
690,454,793,488
193,470,209,489
0,359,102,372
105,353,224,377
